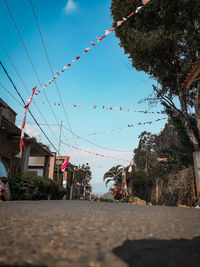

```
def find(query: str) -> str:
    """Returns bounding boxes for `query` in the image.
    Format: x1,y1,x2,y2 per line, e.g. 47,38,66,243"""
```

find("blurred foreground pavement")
0,200,200,267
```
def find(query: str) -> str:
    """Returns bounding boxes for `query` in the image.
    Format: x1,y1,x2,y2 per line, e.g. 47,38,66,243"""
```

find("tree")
74,163,92,199
111,0,200,151
154,118,194,168
134,131,164,178
103,165,123,187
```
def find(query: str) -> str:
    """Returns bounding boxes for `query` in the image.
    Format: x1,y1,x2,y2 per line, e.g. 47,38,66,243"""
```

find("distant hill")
101,191,115,200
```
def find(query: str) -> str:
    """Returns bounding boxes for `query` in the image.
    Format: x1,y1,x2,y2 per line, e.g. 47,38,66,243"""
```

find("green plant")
9,173,65,200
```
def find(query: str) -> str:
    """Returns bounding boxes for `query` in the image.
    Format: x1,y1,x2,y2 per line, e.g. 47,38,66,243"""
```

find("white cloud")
25,124,41,138
64,0,78,14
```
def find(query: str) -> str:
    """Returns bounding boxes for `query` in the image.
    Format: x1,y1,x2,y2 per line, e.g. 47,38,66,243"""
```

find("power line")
0,61,59,153
2,0,79,162
29,0,83,161
62,126,132,152
0,41,64,152
0,82,24,108
2,0,133,159
3,0,41,86
16,119,59,127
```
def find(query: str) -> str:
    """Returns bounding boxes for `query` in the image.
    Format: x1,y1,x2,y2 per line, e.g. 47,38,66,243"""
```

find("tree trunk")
178,85,199,150
193,151,200,204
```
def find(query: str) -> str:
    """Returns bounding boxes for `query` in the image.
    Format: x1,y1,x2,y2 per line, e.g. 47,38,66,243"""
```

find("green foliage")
9,173,65,200
134,131,163,178
111,0,200,149
155,118,194,167
111,0,200,89
103,165,123,187
73,163,92,199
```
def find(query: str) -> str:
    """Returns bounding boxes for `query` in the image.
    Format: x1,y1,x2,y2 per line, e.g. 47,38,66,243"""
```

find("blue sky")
0,0,166,194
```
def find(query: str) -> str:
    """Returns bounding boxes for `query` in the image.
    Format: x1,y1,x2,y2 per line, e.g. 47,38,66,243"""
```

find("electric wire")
0,42,73,159
62,126,132,152
2,0,79,162
0,61,59,153
2,0,138,159
29,0,83,163
0,82,24,108
0,40,61,146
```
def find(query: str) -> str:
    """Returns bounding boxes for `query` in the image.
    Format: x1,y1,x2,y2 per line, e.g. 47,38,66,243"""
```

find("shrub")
9,173,65,200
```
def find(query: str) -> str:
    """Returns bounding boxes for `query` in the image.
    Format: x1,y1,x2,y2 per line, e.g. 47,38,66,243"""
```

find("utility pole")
70,170,75,200
57,120,62,183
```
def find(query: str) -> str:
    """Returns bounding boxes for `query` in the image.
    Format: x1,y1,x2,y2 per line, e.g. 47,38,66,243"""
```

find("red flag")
117,20,124,26
60,157,70,171
128,162,132,173
98,35,106,42
128,12,134,18
76,56,80,60
20,138,24,149
105,29,114,36
68,64,71,67
83,48,90,54
90,41,95,46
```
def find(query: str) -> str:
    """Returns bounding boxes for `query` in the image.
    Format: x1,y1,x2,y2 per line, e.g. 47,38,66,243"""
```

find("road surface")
0,200,200,267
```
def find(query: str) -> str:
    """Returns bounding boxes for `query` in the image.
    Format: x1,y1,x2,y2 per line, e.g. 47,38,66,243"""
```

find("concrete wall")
28,167,43,177
28,157,45,166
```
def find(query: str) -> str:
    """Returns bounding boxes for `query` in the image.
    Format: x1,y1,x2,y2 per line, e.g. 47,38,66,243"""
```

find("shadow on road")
0,264,46,267
113,236,200,267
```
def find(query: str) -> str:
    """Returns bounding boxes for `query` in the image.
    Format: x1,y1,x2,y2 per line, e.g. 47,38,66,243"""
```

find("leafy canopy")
111,0,200,92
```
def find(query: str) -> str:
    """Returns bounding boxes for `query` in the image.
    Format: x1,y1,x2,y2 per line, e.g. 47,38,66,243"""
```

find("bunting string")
20,87,36,149
44,102,164,115
17,116,167,141
64,117,167,141
61,141,131,163
30,1,150,95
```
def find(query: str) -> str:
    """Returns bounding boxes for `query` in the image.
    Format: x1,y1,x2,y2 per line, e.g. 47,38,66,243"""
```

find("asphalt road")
0,201,200,267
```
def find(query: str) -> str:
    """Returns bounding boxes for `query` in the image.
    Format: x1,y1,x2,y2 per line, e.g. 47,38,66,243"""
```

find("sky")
0,0,166,194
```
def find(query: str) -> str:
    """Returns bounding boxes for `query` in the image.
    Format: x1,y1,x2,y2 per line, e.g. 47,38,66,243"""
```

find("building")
48,155,76,199
0,98,53,178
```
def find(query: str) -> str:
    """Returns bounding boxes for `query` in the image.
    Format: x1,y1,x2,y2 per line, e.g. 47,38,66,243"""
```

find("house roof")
1,115,53,157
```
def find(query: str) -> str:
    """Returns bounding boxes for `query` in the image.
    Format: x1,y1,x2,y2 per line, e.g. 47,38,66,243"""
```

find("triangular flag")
98,35,106,42
135,6,143,13
117,20,124,27
60,157,70,171
127,12,134,18
105,29,114,36
83,47,90,54
128,162,132,173
90,41,95,46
